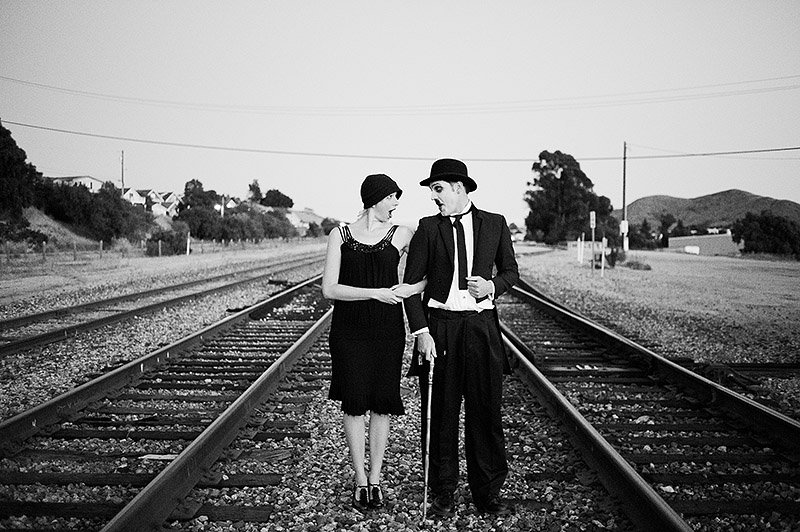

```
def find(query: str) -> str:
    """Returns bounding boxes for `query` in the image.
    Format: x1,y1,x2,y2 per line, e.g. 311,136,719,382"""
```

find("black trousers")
419,308,508,503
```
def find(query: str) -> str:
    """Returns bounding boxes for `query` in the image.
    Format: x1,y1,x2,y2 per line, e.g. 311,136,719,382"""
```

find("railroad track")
3,271,797,530
497,279,800,531
0,252,324,359
0,274,638,531
0,275,332,530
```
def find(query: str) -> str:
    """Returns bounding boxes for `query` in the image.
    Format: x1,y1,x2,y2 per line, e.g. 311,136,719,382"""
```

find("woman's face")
373,192,400,221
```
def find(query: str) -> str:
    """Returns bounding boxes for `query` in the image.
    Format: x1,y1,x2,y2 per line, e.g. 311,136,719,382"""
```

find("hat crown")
430,158,468,179
421,158,477,192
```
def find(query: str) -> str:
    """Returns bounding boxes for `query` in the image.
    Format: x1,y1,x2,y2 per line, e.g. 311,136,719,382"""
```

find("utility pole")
120,150,125,191
622,142,629,252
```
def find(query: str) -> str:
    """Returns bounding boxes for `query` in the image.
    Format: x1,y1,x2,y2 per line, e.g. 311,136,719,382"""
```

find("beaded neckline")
340,225,398,253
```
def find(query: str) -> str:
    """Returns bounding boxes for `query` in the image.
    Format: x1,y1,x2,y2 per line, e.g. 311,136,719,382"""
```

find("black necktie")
452,212,468,290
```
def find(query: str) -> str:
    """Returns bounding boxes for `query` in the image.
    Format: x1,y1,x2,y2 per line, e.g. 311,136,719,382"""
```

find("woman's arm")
321,228,401,304
391,225,427,298
391,278,426,299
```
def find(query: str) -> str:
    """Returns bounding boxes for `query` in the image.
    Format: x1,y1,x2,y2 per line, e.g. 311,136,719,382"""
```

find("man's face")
428,180,464,216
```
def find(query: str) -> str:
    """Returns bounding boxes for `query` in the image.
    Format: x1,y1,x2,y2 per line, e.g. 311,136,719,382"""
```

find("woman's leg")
367,413,390,484
343,414,368,486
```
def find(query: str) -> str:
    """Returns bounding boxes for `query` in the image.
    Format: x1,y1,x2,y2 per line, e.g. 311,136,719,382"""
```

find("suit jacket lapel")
471,207,483,275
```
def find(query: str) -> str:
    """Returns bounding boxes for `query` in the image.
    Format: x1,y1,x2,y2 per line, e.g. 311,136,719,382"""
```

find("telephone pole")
622,142,629,252
120,150,125,190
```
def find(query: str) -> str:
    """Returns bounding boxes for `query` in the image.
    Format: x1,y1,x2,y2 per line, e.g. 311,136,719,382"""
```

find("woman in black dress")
322,174,423,511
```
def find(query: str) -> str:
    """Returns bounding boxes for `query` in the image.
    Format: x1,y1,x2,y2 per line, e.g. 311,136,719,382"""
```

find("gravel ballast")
2,243,798,531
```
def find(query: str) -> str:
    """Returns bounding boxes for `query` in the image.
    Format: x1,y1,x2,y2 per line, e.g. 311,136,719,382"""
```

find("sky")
1,1,799,227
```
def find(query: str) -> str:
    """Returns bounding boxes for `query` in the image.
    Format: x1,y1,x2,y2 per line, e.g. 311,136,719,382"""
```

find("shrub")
146,228,189,256
109,238,136,256
622,260,651,271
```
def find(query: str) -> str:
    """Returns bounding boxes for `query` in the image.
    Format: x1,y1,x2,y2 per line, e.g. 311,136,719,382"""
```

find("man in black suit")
403,158,519,517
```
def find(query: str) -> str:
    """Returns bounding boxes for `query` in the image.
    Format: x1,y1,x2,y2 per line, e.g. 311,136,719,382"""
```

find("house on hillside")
122,188,182,217
668,232,743,256
259,206,326,236
48,175,106,192
159,191,183,217
137,189,165,206
122,188,146,206
287,208,327,236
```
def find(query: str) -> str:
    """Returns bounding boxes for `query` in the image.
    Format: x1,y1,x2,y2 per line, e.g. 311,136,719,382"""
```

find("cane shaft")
422,359,435,522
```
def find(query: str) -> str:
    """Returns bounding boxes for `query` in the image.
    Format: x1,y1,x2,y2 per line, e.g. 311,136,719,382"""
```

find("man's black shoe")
427,493,455,518
475,496,514,516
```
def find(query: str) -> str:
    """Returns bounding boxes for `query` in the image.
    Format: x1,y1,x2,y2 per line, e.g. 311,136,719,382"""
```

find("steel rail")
0,274,323,453
502,325,693,531
0,251,322,330
508,283,800,457
101,306,332,531
0,254,323,359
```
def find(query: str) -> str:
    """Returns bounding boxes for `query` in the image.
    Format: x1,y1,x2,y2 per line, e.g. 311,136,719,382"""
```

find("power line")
582,146,800,162
4,119,800,163
628,142,800,161
2,74,800,115
1,119,436,160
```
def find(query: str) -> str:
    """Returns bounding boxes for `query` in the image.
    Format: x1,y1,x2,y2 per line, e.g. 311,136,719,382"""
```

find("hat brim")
419,174,477,193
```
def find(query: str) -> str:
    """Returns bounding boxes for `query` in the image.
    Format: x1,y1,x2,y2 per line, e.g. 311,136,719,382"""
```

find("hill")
613,190,800,229
22,207,96,247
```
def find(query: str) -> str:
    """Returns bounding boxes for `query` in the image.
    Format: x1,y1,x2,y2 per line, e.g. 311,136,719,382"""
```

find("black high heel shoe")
368,483,384,509
353,485,370,512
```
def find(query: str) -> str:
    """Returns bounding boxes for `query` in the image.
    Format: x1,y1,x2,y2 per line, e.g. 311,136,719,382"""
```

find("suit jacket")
403,206,519,374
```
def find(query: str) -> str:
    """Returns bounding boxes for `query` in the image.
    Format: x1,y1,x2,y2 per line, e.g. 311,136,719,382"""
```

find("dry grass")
515,246,800,365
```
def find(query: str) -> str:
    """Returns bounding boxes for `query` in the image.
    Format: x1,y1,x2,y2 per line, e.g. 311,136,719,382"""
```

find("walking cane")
422,357,435,523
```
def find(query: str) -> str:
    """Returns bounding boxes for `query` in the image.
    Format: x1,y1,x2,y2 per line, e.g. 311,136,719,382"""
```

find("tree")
261,189,294,208
629,218,658,250
89,182,151,242
175,205,221,240
525,150,616,244
175,179,223,239
0,120,44,224
261,209,298,238
248,180,263,203
147,221,190,256
672,219,691,237
180,179,219,211
320,217,339,235
659,212,676,248
731,211,800,258
306,221,323,238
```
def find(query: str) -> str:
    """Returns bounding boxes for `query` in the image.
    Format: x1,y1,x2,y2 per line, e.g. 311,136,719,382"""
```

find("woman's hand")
390,283,415,299
372,287,402,304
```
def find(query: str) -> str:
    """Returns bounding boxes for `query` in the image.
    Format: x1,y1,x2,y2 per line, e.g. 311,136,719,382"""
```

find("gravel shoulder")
0,240,327,319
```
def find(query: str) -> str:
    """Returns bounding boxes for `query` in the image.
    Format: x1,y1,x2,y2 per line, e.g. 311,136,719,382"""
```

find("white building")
49,175,106,192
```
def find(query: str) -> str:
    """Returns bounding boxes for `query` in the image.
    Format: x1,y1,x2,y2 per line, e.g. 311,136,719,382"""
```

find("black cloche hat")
419,158,477,193
361,173,403,209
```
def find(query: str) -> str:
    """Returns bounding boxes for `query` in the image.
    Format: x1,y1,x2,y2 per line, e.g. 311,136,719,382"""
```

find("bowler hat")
419,158,477,192
361,173,402,209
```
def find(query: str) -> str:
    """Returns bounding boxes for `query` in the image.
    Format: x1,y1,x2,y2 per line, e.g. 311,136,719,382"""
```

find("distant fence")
0,237,322,269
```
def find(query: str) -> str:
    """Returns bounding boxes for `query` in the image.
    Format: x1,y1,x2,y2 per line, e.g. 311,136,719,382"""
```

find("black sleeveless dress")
328,225,406,416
